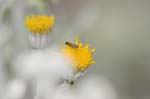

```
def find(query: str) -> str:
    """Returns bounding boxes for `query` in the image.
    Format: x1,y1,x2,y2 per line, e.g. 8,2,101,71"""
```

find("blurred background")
0,0,149,99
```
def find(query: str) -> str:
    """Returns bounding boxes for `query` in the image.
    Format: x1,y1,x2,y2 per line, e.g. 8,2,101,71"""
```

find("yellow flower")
62,37,96,71
25,15,55,34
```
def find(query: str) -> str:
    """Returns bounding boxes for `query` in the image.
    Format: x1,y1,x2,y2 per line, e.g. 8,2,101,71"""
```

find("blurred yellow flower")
25,15,55,34
62,37,96,71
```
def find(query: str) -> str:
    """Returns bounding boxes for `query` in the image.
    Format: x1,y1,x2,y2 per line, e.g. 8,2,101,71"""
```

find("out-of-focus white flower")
13,47,75,99
78,76,117,99
50,76,117,99
4,79,27,99
13,48,73,80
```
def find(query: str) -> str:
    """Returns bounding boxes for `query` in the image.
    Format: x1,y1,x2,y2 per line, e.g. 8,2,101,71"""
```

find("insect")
69,80,74,85
65,42,78,48
66,80,74,85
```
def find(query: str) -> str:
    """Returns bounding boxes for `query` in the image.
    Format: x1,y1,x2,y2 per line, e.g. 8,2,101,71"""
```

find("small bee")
65,42,78,48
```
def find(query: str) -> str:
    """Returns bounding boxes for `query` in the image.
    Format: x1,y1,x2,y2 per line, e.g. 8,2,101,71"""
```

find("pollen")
62,37,96,71
25,15,55,34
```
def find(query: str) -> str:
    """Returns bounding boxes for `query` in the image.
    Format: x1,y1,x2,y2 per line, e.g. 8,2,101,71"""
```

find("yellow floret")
25,15,55,34
62,37,96,71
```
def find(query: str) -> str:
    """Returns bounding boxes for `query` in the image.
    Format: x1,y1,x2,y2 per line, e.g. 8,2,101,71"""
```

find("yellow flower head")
25,15,55,34
62,37,96,71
